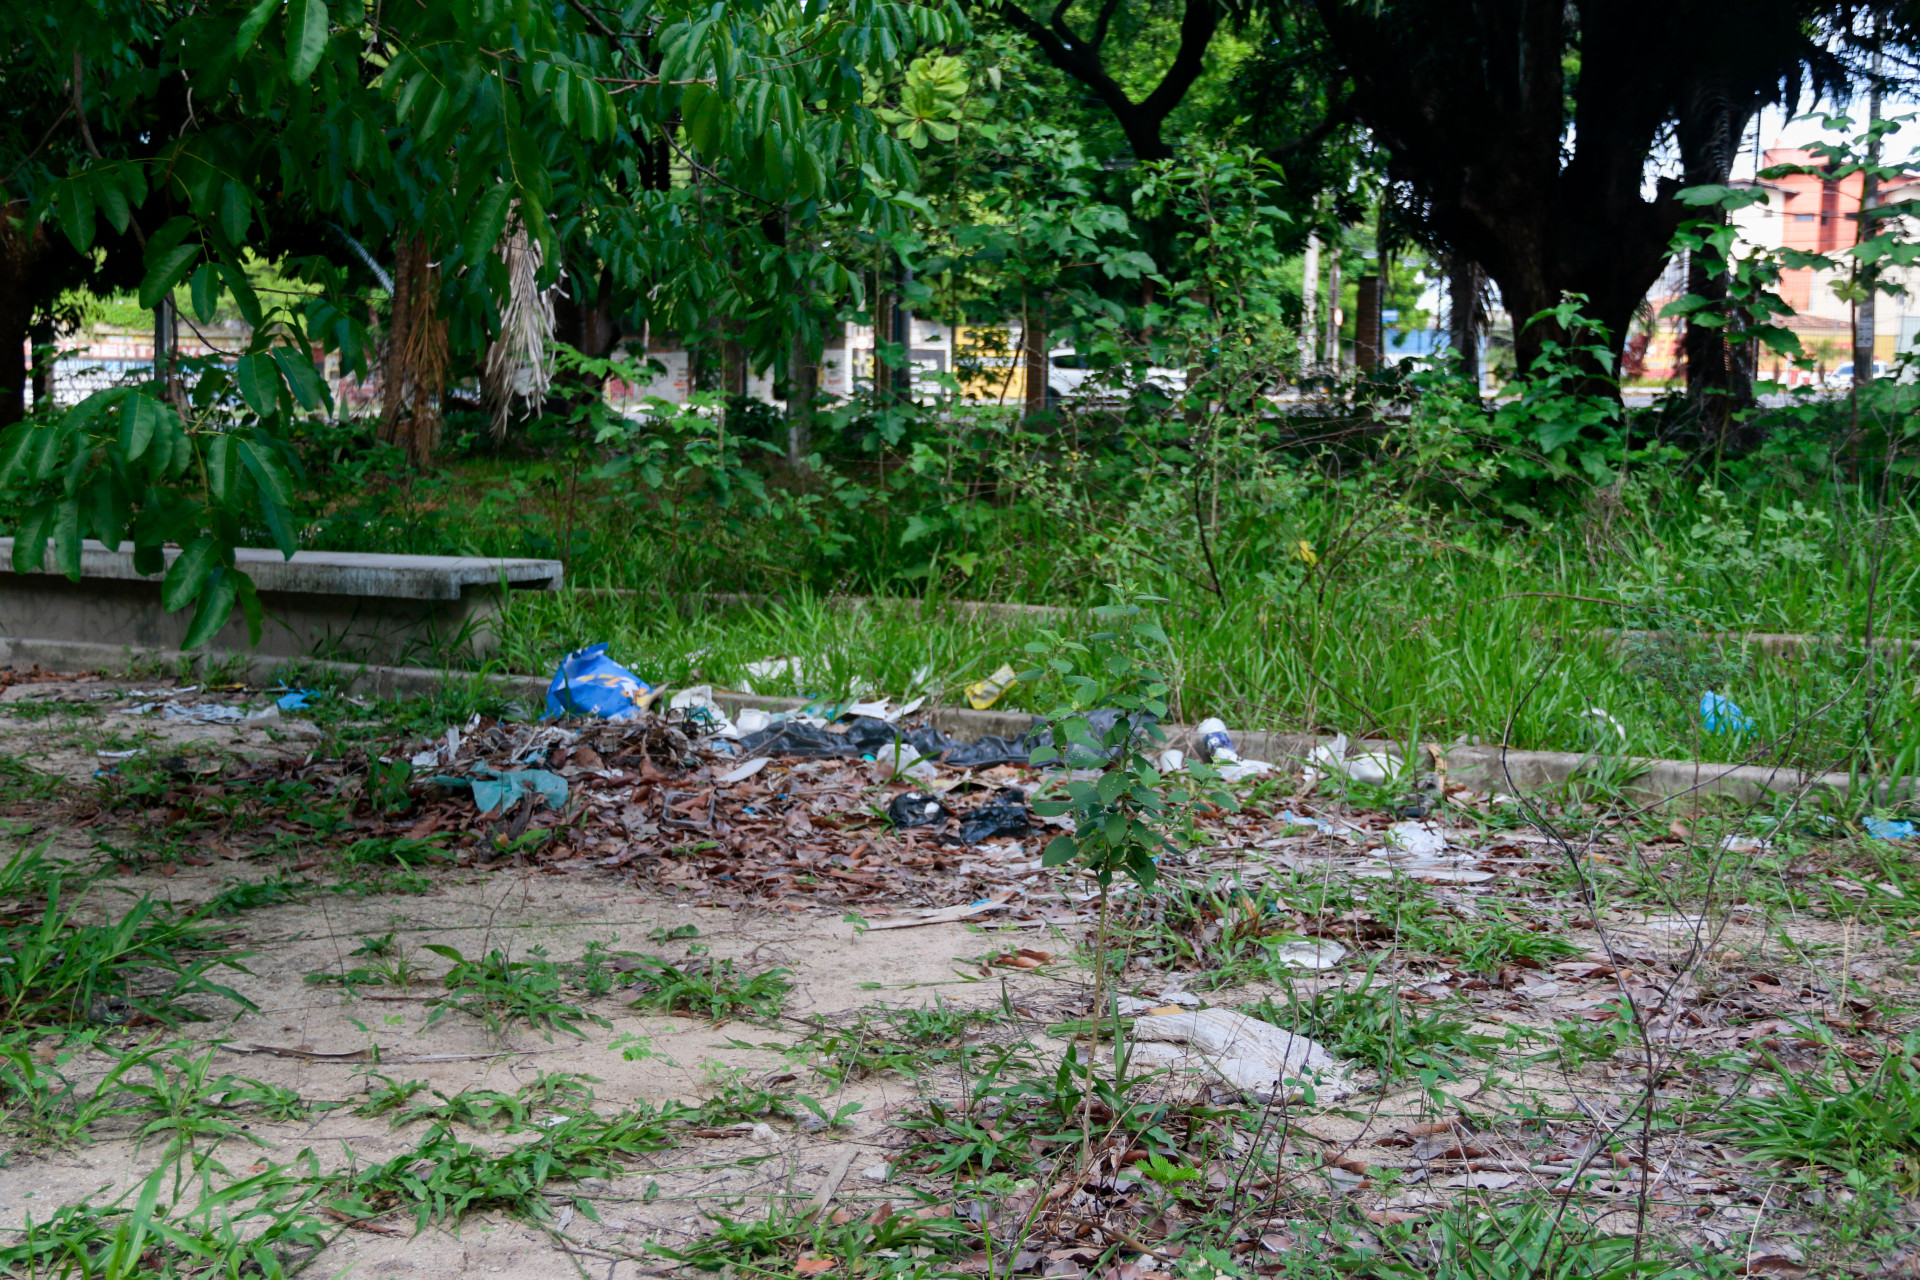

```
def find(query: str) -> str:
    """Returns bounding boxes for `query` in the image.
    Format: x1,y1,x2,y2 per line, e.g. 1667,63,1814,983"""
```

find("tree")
1301,0,1855,384
0,0,959,639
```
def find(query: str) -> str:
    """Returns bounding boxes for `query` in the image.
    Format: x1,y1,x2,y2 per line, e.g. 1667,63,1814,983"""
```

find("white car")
1047,349,1186,404
1824,360,1888,388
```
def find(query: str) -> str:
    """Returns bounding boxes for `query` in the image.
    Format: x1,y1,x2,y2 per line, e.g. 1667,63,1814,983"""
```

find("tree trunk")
1324,254,1341,369
785,329,814,469
1448,257,1481,387
1854,77,1883,386
1021,303,1048,421
1299,233,1320,373
1354,275,1382,370
378,235,447,467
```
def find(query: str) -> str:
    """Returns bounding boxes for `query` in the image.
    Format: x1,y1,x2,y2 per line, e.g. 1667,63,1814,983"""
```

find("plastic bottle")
1195,717,1239,763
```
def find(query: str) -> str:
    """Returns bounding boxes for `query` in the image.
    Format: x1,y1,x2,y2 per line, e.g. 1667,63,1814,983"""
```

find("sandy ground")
0,668,1914,1278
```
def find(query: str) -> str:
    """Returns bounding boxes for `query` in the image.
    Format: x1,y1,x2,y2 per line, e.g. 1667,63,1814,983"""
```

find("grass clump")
624,951,792,1023
1242,975,1496,1079
424,945,611,1039
1717,1035,1920,1191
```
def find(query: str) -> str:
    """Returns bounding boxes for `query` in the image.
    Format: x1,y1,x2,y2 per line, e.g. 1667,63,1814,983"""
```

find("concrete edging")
0,635,1894,809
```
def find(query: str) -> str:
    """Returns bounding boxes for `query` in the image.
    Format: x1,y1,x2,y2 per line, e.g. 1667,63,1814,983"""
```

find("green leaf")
270,346,329,411
139,245,200,310
236,574,265,647
234,0,277,56
52,500,82,579
463,185,513,271
237,439,298,556
57,178,95,253
233,353,283,417
286,0,330,82
207,434,237,503
1040,835,1076,866
118,393,160,462
182,568,240,649
162,536,221,613
11,505,51,573
189,262,221,325
219,181,250,244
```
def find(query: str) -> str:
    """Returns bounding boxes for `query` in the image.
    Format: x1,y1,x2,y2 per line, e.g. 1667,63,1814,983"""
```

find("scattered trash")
276,686,317,712
95,748,144,759
867,888,1017,930
1386,820,1447,857
410,726,462,770
1264,938,1347,970
1116,991,1203,1015
718,757,771,784
546,643,659,722
959,788,1032,845
871,741,939,782
1124,1008,1356,1102
1307,734,1400,786
1217,759,1274,782
1156,748,1186,773
667,685,739,739
965,663,1019,711
734,716,1036,769
1580,707,1626,744
1700,690,1753,736
1195,718,1238,763
430,767,568,816
120,701,249,724
741,657,802,693
1277,810,1342,836
887,792,950,829
1863,816,1915,841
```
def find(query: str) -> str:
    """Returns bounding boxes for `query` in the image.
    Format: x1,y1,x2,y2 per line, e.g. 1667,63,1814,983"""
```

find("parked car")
1824,360,1888,388
1046,349,1186,404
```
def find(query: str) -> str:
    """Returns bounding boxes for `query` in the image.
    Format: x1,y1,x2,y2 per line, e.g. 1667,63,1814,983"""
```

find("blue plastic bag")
430,768,568,816
1700,691,1753,736
1863,816,1916,841
546,643,659,722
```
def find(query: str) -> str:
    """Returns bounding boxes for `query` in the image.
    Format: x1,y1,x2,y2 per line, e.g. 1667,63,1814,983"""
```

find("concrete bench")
0,540,563,664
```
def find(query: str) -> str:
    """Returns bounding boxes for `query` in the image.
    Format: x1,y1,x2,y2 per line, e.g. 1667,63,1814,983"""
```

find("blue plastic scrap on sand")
1864,816,1917,841
546,643,659,722
1700,691,1754,736
276,685,316,711
431,768,568,816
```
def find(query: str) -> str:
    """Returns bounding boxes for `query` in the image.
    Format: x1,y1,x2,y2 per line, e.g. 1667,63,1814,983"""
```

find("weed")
424,945,610,1039
1716,1034,1920,1189
1241,974,1495,1079
338,1105,678,1227
694,1061,800,1123
355,1075,431,1119
196,877,310,916
385,1072,599,1131
0,1161,333,1280
340,835,448,866
799,1001,1001,1086
624,951,792,1023
0,846,254,1031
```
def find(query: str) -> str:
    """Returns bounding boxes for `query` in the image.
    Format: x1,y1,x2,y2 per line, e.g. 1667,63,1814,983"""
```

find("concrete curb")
1,635,1897,809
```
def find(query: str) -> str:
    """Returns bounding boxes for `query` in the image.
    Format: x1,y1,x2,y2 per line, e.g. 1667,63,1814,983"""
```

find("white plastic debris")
861,1164,891,1182
1265,938,1347,970
719,757,772,784
742,657,803,693
1156,748,1186,773
120,701,249,724
668,685,740,739
734,707,778,736
1581,707,1627,744
1386,820,1447,856
1125,1008,1356,1102
1116,991,1204,1015
1307,733,1400,786
1217,759,1275,782
871,742,938,782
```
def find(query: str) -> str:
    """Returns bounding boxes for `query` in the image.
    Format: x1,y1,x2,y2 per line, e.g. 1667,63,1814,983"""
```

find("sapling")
1021,597,1235,1145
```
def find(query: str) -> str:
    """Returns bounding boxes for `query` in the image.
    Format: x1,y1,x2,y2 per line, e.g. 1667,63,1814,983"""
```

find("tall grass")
292,402,1920,771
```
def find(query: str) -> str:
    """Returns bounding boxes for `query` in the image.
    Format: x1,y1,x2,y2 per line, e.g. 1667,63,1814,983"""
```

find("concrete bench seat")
0,539,562,664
